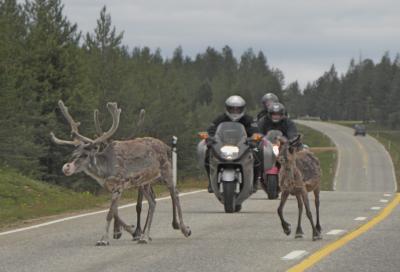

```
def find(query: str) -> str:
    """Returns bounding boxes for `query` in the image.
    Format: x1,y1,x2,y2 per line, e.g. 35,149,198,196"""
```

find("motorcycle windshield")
215,122,247,146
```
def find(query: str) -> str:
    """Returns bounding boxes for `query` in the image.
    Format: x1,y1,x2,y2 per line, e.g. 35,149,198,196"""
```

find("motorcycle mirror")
198,132,209,140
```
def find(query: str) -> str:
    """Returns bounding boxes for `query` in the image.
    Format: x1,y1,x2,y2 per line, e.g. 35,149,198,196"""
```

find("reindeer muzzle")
62,162,76,176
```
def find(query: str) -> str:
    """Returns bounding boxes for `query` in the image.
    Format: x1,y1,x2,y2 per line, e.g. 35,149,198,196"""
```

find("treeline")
0,0,284,192
284,54,400,128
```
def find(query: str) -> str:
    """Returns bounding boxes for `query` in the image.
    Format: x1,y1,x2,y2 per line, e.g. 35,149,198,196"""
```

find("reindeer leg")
295,193,304,238
138,184,156,244
170,189,180,230
97,189,121,246
170,186,191,237
162,161,187,233
132,187,143,241
277,190,291,236
314,187,322,233
111,190,135,238
301,189,322,241
113,214,122,239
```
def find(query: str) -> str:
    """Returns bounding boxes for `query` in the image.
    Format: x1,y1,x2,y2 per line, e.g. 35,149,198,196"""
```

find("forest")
1,0,399,192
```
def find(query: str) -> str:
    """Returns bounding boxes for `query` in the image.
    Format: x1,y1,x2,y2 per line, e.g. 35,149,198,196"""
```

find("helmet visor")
271,112,283,122
227,106,244,114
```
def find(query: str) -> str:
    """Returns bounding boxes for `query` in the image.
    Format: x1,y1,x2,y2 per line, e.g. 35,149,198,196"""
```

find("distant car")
354,124,366,136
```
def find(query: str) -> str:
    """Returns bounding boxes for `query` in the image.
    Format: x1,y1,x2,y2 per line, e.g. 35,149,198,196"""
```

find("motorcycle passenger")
256,92,279,120
258,102,298,141
205,95,260,193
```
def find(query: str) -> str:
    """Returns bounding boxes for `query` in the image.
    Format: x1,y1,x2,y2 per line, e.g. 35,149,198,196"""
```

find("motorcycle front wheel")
223,182,236,213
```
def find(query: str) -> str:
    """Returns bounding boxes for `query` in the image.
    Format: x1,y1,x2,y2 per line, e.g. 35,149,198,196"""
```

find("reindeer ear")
289,134,302,147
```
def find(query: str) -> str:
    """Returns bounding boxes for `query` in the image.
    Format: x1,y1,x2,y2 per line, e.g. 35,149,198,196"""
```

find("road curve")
0,122,398,272
296,120,396,192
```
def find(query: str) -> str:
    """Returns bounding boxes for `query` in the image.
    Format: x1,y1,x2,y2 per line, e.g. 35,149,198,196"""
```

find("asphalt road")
0,121,398,272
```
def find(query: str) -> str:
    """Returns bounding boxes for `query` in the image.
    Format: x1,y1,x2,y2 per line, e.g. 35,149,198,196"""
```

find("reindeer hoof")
96,240,110,246
283,224,291,236
295,233,304,239
132,227,142,241
172,221,180,230
313,234,322,241
183,226,191,237
113,232,122,239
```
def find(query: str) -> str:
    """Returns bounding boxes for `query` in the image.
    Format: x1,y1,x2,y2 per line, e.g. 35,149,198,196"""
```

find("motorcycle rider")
205,95,261,193
257,92,279,120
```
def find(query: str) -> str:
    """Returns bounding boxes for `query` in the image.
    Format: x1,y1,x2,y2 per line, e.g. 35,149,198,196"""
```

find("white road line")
0,189,206,237
354,217,367,221
384,193,392,197
281,250,308,261
371,206,381,211
380,199,389,203
326,229,346,235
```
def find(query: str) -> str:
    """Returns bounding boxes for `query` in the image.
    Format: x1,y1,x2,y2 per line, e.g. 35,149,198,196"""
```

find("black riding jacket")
207,113,259,137
257,115,298,140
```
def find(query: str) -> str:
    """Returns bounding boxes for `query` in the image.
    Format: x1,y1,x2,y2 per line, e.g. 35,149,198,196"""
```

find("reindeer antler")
57,100,95,143
94,109,103,136
51,100,121,146
91,102,121,145
50,132,81,146
50,100,93,146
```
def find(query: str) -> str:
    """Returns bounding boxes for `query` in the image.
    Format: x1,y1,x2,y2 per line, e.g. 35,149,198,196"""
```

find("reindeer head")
277,135,302,166
50,100,121,176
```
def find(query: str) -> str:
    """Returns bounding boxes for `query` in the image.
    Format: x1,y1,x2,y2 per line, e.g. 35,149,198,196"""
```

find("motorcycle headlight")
220,145,239,160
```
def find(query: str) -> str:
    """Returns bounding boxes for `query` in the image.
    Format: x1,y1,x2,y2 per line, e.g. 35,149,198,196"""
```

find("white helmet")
225,95,246,121
261,93,279,110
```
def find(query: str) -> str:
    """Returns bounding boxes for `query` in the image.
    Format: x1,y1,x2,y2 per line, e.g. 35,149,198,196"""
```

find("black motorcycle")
198,122,260,213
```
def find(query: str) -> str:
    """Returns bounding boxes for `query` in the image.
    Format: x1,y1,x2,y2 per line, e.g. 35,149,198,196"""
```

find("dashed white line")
354,217,367,221
384,193,392,197
371,206,381,211
281,250,308,261
326,229,346,235
380,199,389,203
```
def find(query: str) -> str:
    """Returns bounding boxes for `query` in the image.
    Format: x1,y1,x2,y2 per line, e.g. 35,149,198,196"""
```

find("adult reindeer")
276,136,322,241
50,100,191,245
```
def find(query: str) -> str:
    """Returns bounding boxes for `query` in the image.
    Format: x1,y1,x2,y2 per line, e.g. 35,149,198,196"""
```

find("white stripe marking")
281,250,308,261
0,189,206,236
379,199,389,203
384,193,392,197
371,206,381,211
326,229,346,235
354,217,367,221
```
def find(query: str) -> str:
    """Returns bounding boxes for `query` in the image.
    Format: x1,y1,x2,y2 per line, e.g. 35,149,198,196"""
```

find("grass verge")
0,166,207,230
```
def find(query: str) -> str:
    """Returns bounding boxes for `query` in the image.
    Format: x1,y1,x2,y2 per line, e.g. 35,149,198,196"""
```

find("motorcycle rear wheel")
266,175,279,200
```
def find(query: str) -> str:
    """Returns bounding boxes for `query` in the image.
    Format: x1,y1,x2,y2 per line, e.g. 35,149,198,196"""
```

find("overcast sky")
61,0,400,88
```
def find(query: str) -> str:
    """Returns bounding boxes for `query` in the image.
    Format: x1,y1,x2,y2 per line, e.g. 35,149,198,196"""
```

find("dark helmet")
268,102,285,123
261,93,279,110
225,95,246,121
